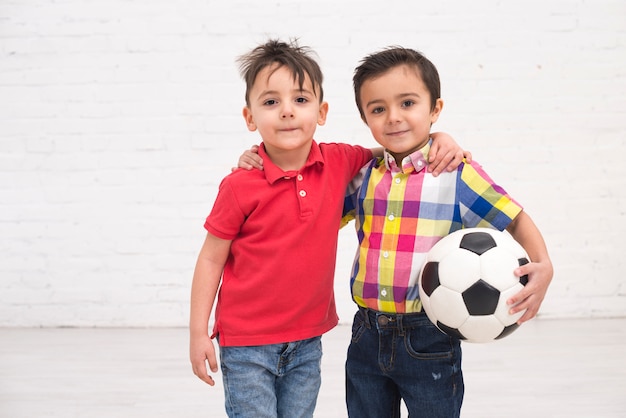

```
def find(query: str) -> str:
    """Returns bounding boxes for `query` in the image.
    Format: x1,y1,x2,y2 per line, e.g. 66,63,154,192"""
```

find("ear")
242,106,257,132
317,101,329,126
430,98,444,124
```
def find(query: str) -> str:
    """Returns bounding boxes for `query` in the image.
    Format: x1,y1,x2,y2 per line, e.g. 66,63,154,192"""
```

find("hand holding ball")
418,228,529,343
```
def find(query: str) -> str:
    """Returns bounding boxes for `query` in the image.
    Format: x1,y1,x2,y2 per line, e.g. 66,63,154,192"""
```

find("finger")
232,164,254,171
507,285,540,321
200,372,216,386
507,293,524,312
207,355,218,373
507,282,532,309
232,164,251,172
236,158,263,171
428,141,440,163
443,152,463,173
514,262,532,279
200,375,216,386
448,151,464,171
240,154,264,170
193,363,216,386
515,305,538,324
463,150,472,164
248,155,264,170
430,151,455,177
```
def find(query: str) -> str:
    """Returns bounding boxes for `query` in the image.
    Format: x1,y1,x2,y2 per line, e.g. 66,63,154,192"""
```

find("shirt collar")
260,140,324,184
383,139,431,174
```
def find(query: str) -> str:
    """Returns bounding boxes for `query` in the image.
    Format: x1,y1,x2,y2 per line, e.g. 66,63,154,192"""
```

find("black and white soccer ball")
418,228,530,343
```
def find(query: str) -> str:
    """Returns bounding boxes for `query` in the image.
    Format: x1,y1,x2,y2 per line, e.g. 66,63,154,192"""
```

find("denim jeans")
219,336,322,418
345,308,464,418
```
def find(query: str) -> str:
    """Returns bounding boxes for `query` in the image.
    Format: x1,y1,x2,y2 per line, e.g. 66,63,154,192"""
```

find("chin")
387,146,419,156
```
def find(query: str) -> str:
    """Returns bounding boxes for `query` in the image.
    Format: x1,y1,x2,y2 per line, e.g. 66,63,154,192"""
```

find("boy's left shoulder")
317,141,371,164
318,141,364,153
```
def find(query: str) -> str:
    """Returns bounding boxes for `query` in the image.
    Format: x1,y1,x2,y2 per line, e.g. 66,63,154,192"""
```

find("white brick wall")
1,0,625,326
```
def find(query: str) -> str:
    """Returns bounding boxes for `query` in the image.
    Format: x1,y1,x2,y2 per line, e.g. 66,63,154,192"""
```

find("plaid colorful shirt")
342,141,523,314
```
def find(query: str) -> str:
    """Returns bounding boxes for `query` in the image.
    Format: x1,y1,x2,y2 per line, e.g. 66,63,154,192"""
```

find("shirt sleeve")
457,161,523,231
340,158,378,228
341,144,374,178
204,177,246,240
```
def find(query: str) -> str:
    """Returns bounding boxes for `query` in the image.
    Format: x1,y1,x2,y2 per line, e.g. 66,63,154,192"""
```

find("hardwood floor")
1,318,624,417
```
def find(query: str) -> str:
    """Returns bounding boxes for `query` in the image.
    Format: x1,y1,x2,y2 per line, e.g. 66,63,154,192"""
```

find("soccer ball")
418,228,530,343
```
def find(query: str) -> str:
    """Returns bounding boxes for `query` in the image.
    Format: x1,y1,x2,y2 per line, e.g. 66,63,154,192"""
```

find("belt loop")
360,307,372,329
397,314,405,336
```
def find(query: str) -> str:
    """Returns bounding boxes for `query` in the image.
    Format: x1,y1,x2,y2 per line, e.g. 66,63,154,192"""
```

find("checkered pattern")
342,142,523,314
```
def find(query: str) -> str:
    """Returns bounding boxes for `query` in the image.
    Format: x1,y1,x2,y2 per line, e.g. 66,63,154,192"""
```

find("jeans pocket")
350,311,367,343
405,320,457,360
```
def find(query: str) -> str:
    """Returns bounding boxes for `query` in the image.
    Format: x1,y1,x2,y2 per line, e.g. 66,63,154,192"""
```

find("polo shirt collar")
383,139,431,174
259,140,324,184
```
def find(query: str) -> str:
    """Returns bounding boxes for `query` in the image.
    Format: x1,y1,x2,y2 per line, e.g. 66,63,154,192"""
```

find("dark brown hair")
237,39,324,106
353,46,440,121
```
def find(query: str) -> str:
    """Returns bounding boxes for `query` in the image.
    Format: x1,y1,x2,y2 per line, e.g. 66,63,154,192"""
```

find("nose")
386,106,400,124
280,102,294,119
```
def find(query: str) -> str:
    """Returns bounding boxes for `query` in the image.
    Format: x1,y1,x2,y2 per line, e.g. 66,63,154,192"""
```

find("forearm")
369,146,384,159
189,258,220,337
507,211,551,265
189,233,232,337
505,211,554,322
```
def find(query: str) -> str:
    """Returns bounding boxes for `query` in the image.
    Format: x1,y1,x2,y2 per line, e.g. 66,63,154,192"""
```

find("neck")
264,144,311,171
387,138,430,165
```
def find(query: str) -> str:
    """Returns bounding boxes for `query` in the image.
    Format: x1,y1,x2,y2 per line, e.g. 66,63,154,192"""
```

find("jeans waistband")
359,306,427,330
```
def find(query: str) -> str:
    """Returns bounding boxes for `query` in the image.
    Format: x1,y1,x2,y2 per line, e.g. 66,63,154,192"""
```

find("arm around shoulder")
505,211,554,324
428,132,472,176
369,146,384,159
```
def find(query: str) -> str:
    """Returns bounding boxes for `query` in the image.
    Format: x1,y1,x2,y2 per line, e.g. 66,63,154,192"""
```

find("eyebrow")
365,92,420,108
255,88,316,101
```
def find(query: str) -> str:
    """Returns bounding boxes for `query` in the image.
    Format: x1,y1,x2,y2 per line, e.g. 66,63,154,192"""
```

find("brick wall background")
1,0,625,326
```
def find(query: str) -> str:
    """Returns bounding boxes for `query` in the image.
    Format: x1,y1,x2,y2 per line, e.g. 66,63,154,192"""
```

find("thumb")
207,354,218,373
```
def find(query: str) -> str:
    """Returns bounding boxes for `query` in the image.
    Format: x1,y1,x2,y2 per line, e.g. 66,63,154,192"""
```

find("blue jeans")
219,336,322,418
345,308,464,418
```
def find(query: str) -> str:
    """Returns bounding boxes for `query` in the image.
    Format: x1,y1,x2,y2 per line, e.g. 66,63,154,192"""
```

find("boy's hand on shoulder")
233,144,264,171
507,259,554,324
428,132,472,177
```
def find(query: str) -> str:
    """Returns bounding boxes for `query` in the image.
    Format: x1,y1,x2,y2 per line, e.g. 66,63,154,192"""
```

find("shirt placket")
377,172,407,310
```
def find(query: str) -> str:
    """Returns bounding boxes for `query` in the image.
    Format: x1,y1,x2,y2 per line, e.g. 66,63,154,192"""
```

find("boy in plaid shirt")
341,47,553,417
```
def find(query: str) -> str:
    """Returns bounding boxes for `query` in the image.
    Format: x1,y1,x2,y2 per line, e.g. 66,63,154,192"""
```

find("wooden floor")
1,318,624,417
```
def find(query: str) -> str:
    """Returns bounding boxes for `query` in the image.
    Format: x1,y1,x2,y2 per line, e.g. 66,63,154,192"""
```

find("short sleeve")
457,161,523,231
204,177,246,240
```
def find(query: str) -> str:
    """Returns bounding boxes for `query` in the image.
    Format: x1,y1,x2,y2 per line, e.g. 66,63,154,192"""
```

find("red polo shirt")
205,141,372,346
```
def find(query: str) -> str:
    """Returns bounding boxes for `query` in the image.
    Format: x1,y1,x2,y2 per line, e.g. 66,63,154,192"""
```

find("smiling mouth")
385,130,408,136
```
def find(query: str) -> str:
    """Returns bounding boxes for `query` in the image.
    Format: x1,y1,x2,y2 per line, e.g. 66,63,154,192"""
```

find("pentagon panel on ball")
418,228,530,343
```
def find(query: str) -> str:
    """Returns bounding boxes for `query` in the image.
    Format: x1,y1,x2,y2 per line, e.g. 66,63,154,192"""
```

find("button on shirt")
342,141,523,314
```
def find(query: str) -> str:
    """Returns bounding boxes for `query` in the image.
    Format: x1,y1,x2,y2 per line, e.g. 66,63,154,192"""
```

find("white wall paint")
1,0,625,326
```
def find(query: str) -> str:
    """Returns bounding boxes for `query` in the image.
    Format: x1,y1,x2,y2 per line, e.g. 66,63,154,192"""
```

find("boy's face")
243,64,328,157
359,64,443,164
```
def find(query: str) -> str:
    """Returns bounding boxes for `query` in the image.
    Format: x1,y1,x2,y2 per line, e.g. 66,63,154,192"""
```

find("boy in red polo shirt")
190,39,465,418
